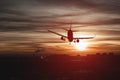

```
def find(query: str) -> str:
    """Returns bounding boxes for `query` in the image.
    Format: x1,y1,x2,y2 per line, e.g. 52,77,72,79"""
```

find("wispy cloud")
0,0,120,54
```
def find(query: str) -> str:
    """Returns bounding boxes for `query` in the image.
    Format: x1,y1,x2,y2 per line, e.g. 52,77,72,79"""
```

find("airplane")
48,24,94,44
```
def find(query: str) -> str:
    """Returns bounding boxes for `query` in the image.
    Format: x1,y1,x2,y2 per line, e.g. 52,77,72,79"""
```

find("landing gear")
74,39,80,43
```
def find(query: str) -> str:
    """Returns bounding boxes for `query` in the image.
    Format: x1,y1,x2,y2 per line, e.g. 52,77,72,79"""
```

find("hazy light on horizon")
0,0,120,55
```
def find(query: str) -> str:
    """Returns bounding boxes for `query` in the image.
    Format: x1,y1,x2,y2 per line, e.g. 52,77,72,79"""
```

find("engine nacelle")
76,39,79,42
61,36,65,41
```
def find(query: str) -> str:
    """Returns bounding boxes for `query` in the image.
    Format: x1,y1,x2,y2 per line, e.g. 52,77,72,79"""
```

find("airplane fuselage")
67,30,73,42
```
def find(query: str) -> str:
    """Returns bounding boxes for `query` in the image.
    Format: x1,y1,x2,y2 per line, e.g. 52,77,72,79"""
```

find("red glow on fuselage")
67,30,73,42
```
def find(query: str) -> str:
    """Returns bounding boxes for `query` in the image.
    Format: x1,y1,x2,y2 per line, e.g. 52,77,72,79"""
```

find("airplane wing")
73,36,94,39
48,30,67,38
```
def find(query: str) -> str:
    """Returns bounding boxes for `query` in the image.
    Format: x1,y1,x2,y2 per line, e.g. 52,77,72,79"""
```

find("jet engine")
61,36,65,41
76,39,79,42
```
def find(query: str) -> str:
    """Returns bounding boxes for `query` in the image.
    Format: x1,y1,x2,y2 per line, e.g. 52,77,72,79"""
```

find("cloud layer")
0,0,120,54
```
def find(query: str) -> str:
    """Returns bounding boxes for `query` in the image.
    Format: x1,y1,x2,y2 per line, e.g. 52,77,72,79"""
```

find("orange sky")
0,0,120,55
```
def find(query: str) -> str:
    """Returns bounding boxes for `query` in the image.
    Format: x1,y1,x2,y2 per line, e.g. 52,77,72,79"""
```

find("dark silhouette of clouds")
0,0,120,54
0,8,26,16
0,17,32,22
0,25,36,32
0,0,120,32
35,0,120,14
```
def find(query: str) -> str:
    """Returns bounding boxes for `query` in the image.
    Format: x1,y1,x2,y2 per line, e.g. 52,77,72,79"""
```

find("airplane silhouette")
48,24,94,44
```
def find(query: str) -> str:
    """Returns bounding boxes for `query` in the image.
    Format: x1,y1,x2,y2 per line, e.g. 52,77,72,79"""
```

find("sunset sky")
0,0,120,55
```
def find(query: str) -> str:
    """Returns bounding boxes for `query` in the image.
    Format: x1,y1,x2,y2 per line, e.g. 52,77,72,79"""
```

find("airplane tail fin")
62,22,72,31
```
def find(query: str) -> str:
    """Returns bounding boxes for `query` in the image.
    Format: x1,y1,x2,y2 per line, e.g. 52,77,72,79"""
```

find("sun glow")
73,40,88,51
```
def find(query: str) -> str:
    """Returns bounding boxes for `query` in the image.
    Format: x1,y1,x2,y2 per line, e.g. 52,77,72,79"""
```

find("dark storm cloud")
0,18,40,32
0,25,36,32
0,15,119,33
0,0,120,54
0,0,119,33
1,0,120,16
0,17,32,22
0,8,26,16
0,0,15,8
36,0,120,14
0,0,29,17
